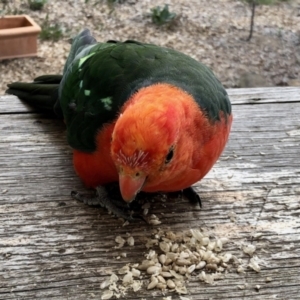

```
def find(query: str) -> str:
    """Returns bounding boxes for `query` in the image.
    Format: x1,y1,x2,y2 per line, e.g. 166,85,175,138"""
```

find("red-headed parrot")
6,29,232,220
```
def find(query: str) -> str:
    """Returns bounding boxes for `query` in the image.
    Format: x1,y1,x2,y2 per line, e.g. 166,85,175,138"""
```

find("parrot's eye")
165,147,174,164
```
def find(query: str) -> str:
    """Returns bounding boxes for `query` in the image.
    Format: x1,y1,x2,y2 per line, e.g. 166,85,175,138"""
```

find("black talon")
182,187,202,208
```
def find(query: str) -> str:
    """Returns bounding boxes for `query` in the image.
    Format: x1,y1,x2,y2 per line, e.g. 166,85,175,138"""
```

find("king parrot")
6,29,232,220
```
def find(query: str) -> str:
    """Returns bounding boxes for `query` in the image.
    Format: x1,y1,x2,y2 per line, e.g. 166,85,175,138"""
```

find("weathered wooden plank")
227,87,300,105
1,87,300,114
0,95,36,114
0,93,299,299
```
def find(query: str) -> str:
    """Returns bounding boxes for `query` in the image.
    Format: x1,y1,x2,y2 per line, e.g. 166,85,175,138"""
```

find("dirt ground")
0,0,300,95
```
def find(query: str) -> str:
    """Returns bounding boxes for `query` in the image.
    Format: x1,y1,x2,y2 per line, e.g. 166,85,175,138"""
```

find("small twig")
246,0,256,41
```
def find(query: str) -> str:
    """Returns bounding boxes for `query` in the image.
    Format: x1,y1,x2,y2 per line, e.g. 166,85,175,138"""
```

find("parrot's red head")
110,83,211,202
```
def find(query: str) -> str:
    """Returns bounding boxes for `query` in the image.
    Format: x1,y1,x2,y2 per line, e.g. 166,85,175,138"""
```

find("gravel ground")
0,0,300,95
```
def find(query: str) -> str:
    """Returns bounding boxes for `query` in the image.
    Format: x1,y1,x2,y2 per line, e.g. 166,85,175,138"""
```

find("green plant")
28,0,47,11
40,15,63,41
150,4,176,26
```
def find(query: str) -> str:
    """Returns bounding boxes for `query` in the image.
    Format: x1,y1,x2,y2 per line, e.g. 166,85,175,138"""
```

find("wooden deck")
0,87,299,300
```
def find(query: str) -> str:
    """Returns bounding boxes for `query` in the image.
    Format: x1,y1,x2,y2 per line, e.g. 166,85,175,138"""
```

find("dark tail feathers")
6,75,63,117
6,29,97,118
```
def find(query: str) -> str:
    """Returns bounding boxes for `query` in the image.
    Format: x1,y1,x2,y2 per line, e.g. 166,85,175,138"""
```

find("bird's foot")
168,187,202,208
71,185,145,222
183,186,202,208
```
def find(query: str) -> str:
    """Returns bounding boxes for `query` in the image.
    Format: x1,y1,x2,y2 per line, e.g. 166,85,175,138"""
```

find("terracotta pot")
0,15,41,60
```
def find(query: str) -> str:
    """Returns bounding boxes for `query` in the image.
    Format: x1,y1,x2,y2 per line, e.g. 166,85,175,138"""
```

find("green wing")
59,31,231,152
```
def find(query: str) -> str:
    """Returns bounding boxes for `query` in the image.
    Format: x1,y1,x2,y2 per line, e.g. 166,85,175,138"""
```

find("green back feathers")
60,32,231,152
7,29,231,153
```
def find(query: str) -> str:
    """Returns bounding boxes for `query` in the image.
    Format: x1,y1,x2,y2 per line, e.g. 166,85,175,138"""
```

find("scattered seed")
132,280,142,292
107,227,247,295
179,251,190,259
118,266,129,275
206,263,218,272
243,244,256,256
159,241,171,253
167,279,176,289
209,255,221,264
159,254,166,265
171,243,179,252
147,277,159,289
179,266,188,275
165,258,173,265
162,265,170,272
100,279,110,290
202,250,213,261
217,266,225,272
196,261,206,269
101,290,114,300
248,257,261,272
115,236,125,247
187,264,196,274
157,282,167,290
221,253,232,263
127,236,134,246
176,259,191,266
146,249,157,260
173,265,179,272
175,285,188,294
201,237,210,246
147,265,161,275
190,229,203,242
138,260,155,270
207,241,216,251
110,273,119,283
122,272,134,286
199,270,207,281
166,252,178,261
160,271,173,278
149,219,162,225
266,276,273,282
220,237,229,245
169,269,184,280
157,275,166,283
131,268,141,278
214,239,223,252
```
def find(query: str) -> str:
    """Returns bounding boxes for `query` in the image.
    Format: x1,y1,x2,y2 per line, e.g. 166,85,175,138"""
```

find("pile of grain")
99,228,261,299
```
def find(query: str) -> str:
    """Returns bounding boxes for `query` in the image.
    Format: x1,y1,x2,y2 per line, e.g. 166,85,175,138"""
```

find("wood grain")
0,88,300,300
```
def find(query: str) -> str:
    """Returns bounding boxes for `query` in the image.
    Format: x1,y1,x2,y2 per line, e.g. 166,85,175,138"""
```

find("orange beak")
119,173,146,203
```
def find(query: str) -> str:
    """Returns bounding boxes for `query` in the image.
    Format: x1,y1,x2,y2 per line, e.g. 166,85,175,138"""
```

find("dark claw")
167,187,202,208
182,187,202,208
71,186,145,222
